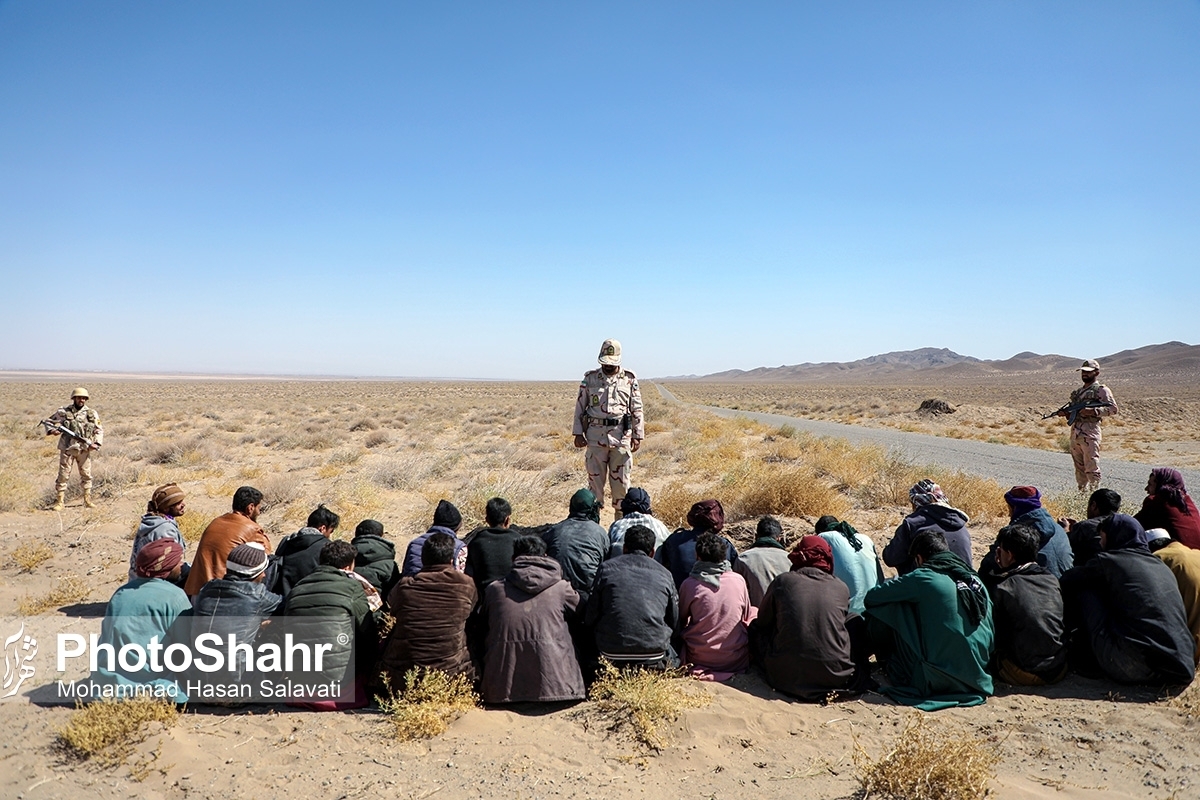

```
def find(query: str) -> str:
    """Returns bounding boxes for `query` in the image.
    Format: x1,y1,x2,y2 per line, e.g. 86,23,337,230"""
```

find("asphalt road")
654,383,1200,502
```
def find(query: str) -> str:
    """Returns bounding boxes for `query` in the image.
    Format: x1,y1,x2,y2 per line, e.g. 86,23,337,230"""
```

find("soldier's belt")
587,417,623,426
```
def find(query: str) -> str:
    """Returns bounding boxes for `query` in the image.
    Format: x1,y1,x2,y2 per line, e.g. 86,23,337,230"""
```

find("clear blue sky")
1,2,1197,379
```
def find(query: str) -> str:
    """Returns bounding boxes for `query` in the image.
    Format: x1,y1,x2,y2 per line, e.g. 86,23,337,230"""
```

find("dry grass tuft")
0,468,37,512
377,668,479,740
57,697,180,766
11,542,55,573
18,574,91,614
853,714,1000,800
722,460,851,520
1165,681,1200,719
588,661,711,751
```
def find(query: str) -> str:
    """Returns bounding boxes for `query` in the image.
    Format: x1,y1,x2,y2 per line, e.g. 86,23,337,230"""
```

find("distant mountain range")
659,341,1199,382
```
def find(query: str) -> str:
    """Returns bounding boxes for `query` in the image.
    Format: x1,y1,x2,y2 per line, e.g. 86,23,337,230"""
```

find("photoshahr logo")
3,622,38,699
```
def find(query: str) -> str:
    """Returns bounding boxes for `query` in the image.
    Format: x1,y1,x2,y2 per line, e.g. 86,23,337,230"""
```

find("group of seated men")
96,466,1200,710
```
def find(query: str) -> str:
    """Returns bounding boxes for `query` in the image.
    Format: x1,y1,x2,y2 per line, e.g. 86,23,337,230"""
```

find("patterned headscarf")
147,483,185,516
909,479,948,508
687,499,725,533
135,539,183,579
788,536,834,574
1152,468,1190,514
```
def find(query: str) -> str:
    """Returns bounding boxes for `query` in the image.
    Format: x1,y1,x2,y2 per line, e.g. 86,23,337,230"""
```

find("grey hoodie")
129,514,186,580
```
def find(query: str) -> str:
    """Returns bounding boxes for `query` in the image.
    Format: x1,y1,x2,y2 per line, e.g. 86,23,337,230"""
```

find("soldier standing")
574,339,644,516
45,387,104,510
1059,360,1117,493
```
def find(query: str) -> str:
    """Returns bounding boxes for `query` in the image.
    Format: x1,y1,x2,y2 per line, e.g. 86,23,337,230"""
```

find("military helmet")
71,387,90,399
598,338,622,366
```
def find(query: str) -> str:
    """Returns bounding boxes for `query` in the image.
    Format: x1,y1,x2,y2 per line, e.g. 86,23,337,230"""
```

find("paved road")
654,383,1200,501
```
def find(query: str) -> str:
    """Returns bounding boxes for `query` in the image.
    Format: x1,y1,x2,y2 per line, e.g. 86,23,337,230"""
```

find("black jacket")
981,562,1067,682
584,553,678,657
274,528,328,596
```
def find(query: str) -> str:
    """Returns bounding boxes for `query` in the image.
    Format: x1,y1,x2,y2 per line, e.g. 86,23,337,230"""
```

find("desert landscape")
1,374,1199,800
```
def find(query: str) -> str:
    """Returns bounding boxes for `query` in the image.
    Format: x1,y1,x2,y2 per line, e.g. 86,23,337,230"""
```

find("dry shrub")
652,480,699,530
350,417,380,432
369,453,435,490
11,542,54,573
57,697,179,766
18,575,91,615
588,661,710,751
1165,681,1200,718
722,460,851,520
175,513,213,543
364,430,391,448
144,437,218,466
258,472,304,511
853,714,1000,800
91,454,140,500
0,468,36,512
377,668,479,740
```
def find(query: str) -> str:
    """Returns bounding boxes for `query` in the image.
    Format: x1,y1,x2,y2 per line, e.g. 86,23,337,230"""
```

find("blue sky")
1,2,1196,379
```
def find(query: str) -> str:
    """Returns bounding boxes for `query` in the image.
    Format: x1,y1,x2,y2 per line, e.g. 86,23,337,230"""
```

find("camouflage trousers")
56,448,93,493
1070,425,1102,491
585,444,632,509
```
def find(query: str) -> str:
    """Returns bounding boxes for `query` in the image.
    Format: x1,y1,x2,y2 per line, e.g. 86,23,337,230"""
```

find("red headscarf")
135,539,184,579
788,535,834,574
687,499,725,533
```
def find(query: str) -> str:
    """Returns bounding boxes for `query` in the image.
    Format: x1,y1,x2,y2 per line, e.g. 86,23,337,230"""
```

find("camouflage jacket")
1068,383,1117,429
573,368,645,447
49,404,103,451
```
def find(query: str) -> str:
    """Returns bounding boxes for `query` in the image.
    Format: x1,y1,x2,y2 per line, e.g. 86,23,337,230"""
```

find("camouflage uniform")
574,366,644,510
48,398,103,498
1068,380,1117,492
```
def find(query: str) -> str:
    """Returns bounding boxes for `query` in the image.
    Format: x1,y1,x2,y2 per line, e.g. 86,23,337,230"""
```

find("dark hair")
307,504,340,531
233,486,264,513
512,535,546,558
908,530,949,561
995,524,1039,565
485,497,512,527
695,532,727,564
623,525,656,556
756,516,783,540
422,532,457,567
1090,488,1121,516
319,540,357,569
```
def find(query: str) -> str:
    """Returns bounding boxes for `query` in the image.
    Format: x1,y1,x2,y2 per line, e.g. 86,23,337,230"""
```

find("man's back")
585,553,677,656
185,512,270,596
466,527,523,590
383,565,477,681
543,517,609,597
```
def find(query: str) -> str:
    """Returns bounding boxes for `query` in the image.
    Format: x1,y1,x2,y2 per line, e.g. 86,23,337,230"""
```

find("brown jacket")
380,564,478,685
481,556,584,703
184,512,271,596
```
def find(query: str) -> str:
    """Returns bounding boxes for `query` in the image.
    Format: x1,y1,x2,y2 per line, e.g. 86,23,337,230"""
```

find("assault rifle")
40,419,95,448
1041,400,1115,426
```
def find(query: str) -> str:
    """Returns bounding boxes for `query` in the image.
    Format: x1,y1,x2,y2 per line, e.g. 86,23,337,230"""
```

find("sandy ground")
1,379,1199,799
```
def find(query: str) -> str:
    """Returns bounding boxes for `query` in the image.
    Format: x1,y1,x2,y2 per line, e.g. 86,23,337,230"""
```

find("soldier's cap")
1076,359,1100,373
71,387,89,399
598,338,622,366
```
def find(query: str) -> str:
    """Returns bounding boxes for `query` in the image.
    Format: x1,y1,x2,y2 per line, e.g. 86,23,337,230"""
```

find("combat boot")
51,491,65,511
83,490,95,509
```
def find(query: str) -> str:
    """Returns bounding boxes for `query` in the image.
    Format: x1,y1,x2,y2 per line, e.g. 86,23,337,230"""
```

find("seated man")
1135,468,1200,549
657,499,739,588
883,480,974,575
750,536,870,701
481,536,585,704
1060,514,1195,685
1059,488,1121,566
350,519,400,600
92,539,191,702
584,525,679,669
734,516,793,608
607,488,673,559
865,530,994,710
129,483,189,585
815,514,883,616
402,500,468,577
542,488,610,603
979,524,1068,685
986,486,1073,578
185,486,272,597
274,504,341,596
678,532,756,681
466,497,524,592
1147,528,1200,667
191,542,282,685
283,540,378,710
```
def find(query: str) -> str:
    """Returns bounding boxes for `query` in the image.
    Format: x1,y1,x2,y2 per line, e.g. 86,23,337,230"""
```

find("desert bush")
91,454,140,500
175,513,213,543
722,460,851,520
57,697,179,766
853,714,999,800
350,417,380,432
377,668,479,740
11,542,54,573
0,468,36,512
18,574,91,615
257,472,305,512
588,661,710,751
369,452,436,491
364,430,391,448
652,480,699,530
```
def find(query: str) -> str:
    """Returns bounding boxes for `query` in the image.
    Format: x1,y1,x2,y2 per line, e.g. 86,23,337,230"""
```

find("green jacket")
864,563,994,710
283,566,378,684
351,534,400,599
